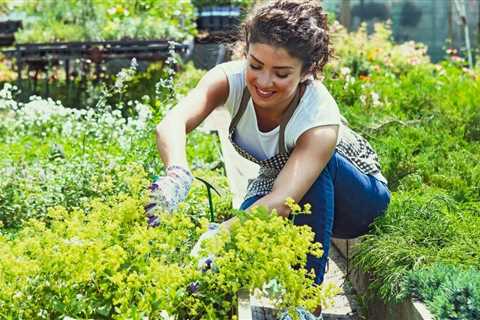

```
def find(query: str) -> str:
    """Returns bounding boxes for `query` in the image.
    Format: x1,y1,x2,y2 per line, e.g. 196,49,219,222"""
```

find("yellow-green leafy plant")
0,177,337,319
187,199,338,319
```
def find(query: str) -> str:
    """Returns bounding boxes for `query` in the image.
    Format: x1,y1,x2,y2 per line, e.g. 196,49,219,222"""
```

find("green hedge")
10,0,196,43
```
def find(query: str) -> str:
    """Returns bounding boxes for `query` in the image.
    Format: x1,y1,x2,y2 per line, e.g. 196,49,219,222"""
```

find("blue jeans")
239,151,391,284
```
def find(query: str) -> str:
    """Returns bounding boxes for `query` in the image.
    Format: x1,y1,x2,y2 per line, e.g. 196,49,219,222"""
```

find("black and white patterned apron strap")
229,87,251,134
278,82,307,154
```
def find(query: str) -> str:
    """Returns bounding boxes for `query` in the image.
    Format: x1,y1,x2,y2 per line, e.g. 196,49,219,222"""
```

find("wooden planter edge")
331,238,434,320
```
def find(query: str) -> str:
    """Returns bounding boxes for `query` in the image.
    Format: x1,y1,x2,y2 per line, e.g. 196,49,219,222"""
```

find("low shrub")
0,191,336,319
402,264,480,319
352,189,480,302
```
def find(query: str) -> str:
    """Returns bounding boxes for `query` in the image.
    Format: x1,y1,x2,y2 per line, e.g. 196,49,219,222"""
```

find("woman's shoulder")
309,80,337,106
296,80,338,116
214,60,247,115
215,59,246,77
285,81,341,149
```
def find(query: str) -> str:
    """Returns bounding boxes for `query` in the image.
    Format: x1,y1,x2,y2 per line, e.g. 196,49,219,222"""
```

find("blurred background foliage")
7,0,197,43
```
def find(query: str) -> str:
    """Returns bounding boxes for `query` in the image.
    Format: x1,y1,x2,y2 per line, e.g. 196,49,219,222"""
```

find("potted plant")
193,0,254,32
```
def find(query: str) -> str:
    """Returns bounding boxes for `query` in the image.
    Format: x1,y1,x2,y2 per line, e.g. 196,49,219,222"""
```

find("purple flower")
201,257,215,273
205,258,213,269
149,183,159,191
147,215,160,227
187,281,200,294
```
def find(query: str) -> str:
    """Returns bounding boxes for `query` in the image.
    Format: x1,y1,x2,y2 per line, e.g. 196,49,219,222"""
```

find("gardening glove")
278,307,323,320
190,222,221,270
145,165,193,227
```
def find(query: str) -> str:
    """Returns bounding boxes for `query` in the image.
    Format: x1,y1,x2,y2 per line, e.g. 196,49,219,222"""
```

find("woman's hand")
149,65,229,227
190,222,222,271
145,165,193,227
190,222,221,257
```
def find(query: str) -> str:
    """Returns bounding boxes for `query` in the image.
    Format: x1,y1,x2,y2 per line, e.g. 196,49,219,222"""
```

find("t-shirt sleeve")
287,81,341,148
215,60,246,116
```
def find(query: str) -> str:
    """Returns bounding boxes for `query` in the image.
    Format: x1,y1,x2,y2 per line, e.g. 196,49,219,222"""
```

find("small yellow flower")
284,197,312,215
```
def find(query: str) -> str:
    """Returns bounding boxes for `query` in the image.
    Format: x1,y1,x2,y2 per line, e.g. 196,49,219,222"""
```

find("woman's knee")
301,153,338,203
333,179,391,238
239,195,262,210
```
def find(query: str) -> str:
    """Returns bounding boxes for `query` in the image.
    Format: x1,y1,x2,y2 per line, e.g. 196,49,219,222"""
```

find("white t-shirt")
217,60,341,161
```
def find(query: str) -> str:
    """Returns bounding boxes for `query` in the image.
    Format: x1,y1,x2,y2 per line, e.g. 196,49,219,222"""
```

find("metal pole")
453,0,473,68
15,45,22,94
65,59,70,102
340,0,351,30
45,60,50,97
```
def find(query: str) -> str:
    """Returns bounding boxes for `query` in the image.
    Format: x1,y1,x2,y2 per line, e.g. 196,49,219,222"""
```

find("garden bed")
332,239,433,320
0,15,479,318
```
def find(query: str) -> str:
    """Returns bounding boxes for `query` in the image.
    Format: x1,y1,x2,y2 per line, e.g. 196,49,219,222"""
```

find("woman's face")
245,42,305,114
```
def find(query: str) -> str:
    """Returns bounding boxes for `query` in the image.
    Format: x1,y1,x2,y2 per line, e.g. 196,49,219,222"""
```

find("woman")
147,0,390,295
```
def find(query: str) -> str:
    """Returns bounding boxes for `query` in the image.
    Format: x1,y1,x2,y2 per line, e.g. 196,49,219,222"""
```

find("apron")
228,83,306,200
228,82,385,201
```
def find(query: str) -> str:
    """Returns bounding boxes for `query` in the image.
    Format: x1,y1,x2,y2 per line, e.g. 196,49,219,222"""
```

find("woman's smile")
245,43,305,116
255,86,276,99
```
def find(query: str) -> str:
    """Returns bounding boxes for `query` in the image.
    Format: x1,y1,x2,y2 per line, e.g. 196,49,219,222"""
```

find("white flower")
62,120,73,136
130,57,138,69
371,91,381,107
103,113,115,126
64,237,84,246
118,134,130,151
160,310,175,320
360,95,366,105
340,67,351,76
135,102,152,123
20,98,74,124
37,309,48,318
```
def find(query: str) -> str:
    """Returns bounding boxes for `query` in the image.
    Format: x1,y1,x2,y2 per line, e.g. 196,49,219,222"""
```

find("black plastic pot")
0,20,22,46
0,20,22,33
196,6,240,32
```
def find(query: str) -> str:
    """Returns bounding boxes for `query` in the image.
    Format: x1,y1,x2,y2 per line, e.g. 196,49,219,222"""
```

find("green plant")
352,189,480,303
0,191,337,318
329,21,431,76
402,264,480,319
192,0,254,9
13,0,196,43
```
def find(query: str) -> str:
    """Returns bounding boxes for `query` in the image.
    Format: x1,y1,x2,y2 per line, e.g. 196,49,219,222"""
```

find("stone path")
201,107,360,320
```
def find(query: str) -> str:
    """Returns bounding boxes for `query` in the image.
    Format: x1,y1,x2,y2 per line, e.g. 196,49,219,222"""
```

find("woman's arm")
248,125,339,217
222,125,338,230
156,66,230,168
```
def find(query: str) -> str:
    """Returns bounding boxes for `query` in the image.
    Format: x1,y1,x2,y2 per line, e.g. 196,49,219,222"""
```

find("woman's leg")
330,153,391,239
296,152,391,284
294,157,336,285
239,195,262,211
239,152,390,284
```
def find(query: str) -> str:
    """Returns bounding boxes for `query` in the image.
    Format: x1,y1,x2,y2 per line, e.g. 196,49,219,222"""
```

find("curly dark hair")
241,0,333,76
